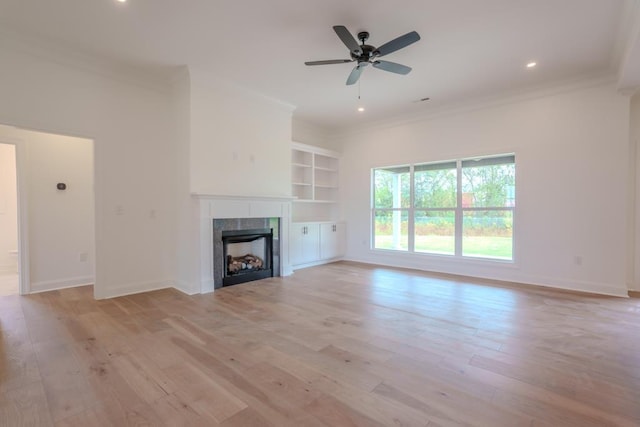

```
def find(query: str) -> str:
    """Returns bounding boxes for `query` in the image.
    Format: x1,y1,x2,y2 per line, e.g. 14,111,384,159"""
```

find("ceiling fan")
305,25,421,85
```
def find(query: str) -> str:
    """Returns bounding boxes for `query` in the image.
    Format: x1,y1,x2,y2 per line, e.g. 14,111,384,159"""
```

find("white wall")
0,39,178,298
26,130,94,291
0,126,95,291
336,82,631,297
292,119,336,151
189,69,294,197
0,143,17,273
171,68,200,294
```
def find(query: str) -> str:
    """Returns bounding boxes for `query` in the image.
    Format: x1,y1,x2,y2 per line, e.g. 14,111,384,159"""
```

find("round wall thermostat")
57,183,67,190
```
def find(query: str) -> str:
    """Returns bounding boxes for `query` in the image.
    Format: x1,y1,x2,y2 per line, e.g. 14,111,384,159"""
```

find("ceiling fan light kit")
305,25,421,85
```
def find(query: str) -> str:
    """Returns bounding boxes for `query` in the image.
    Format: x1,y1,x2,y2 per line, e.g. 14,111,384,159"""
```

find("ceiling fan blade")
305,59,353,66
333,25,363,55
372,60,412,75
375,31,420,57
346,64,366,85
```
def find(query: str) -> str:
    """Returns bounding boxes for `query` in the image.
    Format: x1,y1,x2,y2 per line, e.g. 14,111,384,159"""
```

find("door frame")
0,136,29,295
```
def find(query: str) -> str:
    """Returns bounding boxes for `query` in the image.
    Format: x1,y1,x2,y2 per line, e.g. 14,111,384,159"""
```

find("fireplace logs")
227,254,264,274
220,227,274,286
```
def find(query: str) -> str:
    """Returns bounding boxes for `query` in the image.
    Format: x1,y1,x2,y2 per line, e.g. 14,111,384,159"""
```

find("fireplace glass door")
221,228,273,286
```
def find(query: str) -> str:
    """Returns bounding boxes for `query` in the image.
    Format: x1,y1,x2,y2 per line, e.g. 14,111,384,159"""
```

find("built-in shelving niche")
291,142,340,222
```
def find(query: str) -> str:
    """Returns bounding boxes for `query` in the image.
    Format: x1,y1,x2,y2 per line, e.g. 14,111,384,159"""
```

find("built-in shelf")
294,199,336,204
291,143,339,204
291,142,341,223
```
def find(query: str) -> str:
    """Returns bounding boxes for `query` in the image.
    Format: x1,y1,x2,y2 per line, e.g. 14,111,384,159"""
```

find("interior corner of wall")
173,280,199,295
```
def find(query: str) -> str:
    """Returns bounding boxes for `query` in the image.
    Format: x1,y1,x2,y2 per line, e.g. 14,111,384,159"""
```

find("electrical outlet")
149,209,156,219
115,205,124,215
79,252,88,262
574,255,583,266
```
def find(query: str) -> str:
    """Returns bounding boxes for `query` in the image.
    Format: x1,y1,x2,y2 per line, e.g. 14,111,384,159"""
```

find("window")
372,155,515,260
414,162,457,255
460,156,515,259
373,166,410,251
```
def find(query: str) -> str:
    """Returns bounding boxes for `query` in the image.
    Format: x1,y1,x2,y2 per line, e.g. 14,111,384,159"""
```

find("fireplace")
189,195,292,295
212,217,280,289
222,228,273,286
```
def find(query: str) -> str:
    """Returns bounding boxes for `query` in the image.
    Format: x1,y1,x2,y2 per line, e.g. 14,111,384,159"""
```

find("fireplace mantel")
192,194,293,293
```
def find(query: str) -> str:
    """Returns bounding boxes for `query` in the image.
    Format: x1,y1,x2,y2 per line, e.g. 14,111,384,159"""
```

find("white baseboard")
199,278,215,294
173,280,200,295
292,257,344,271
341,256,628,298
30,276,94,294
94,279,173,299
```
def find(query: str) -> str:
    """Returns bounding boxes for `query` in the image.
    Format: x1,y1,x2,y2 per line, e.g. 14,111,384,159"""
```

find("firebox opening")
221,228,273,287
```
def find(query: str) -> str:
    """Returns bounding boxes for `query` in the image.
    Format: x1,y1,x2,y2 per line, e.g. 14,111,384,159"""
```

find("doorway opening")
0,124,96,296
0,143,18,296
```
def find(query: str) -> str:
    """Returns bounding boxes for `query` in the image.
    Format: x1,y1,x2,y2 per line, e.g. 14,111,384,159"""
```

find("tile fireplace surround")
193,194,294,294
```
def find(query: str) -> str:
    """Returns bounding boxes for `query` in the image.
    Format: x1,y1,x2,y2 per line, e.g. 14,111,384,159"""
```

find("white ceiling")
0,0,638,131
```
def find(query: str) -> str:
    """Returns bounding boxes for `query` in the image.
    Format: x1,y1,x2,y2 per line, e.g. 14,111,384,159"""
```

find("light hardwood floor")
1,261,639,426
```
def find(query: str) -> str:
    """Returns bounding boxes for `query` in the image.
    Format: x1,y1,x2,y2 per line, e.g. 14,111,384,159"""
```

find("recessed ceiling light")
527,62,537,68
117,0,126,3
357,107,365,112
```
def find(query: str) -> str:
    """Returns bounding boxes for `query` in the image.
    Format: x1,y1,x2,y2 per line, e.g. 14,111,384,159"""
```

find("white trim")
94,279,173,300
30,276,94,294
192,193,296,202
612,0,640,72
331,73,618,138
511,275,628,298
292,141,341,158
342,256,627,298
616,0,640,93
1,125,98,299
193,195,293,294
0,27,171,95
0,135,30,295
292,257,344,271
372,155,516,261
172,281,200,296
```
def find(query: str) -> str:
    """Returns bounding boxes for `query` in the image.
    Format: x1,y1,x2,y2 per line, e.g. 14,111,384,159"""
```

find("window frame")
371,154,515,261
371,165,412,252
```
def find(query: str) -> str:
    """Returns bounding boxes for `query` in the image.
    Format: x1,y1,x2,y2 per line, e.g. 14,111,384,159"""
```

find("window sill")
369,248,518,269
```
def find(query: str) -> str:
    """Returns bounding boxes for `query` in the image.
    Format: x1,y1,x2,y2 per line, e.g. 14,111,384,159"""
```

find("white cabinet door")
320,222,346,260
290,223,320,266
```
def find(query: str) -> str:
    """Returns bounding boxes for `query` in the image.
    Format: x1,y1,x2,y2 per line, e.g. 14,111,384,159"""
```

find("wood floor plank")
0,381,53,427
2,261,640,426
162,362,248,423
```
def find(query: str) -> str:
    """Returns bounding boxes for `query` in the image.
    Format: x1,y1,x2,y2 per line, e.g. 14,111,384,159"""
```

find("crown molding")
0,27,173,95
612,0,640,71
617,0,640,93
329,71,619,139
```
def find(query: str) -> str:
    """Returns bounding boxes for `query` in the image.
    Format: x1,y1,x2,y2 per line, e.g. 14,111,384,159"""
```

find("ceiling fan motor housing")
351,44,377,63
